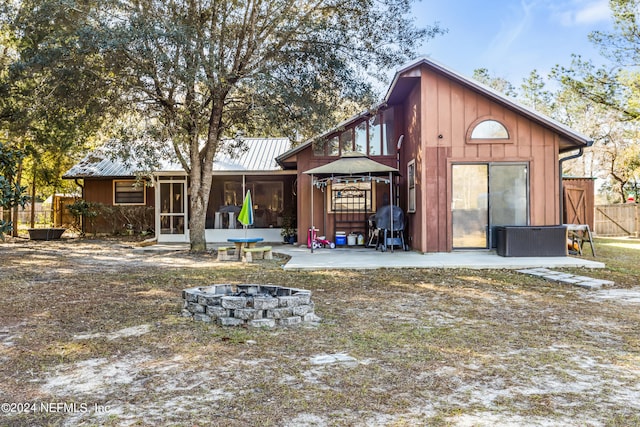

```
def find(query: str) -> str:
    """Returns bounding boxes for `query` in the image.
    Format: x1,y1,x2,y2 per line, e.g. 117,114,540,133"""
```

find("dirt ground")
1,237,639,426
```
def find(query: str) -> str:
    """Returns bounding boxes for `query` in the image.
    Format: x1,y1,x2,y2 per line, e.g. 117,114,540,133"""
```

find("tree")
550,0,640,202
520,70,554,115
472,68,517,98
0,141,27,239
0,0,119,232
94,0,443,251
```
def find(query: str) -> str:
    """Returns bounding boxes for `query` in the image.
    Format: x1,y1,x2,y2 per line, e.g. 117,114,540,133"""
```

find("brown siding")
82,178,154,234
296,149,329,244
295,62,570,253
296,147,397,245
403,82,422,250
84,179,114,205
405,64,564,252
425,146,450,252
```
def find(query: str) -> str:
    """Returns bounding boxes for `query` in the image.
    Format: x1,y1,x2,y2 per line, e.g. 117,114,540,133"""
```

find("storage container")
496,226,567,257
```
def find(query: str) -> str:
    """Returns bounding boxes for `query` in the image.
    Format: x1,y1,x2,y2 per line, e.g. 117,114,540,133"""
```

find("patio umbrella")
237,190,254,229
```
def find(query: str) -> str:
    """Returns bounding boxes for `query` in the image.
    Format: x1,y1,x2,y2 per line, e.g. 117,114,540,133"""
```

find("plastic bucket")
347,234,357,246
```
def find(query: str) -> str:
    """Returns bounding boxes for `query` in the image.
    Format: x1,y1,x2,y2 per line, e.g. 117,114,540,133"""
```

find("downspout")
558,148,584,225
310,174,314,253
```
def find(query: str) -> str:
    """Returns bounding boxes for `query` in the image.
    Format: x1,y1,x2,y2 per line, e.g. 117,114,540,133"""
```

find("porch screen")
159,180,185,235
223,181,284,228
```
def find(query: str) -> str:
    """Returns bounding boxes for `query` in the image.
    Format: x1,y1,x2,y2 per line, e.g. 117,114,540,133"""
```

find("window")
354,122,367,153
327,136,339,156
328,181,374,213
114,180,146,205
407,160,416,213
369,116,381,155
471,120,509,139
340,130,353,153
313,139,325,156
312,108,396,157
382,107,396,155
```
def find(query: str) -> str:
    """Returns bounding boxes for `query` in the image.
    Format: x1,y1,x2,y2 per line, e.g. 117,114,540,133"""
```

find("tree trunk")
2,209,10,229
30,166,37,228
11,159,24,237
188,98,223,252
189,169,215,252
189,193,207,252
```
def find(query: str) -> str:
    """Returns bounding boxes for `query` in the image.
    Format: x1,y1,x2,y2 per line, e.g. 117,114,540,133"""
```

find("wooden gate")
563,178,594,229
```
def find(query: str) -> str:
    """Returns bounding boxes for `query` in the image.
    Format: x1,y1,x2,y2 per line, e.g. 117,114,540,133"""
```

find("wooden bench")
242,246,273,262
216,246,235,261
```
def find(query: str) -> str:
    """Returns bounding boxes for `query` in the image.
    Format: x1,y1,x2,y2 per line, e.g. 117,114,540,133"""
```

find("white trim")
155,175,188,241
113,179,146,205
407,159,416,213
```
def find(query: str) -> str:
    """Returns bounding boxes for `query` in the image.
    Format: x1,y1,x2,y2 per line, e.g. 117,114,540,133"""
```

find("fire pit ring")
182,284,320,327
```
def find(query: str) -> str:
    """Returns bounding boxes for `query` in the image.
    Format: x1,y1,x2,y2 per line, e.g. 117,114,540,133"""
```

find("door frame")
155,174,189,243
450,161,530,250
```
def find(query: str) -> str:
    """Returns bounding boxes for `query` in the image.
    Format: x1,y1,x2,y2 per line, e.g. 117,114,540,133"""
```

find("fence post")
636,205,639,238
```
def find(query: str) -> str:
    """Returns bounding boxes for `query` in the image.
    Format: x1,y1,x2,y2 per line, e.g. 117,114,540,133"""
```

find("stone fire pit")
182,284,320,327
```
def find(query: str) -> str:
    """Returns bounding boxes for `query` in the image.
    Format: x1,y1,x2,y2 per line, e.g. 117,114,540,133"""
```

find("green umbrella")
237,190,254,227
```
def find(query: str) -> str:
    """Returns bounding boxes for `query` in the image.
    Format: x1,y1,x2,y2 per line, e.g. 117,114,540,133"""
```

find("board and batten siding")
412,64,560,252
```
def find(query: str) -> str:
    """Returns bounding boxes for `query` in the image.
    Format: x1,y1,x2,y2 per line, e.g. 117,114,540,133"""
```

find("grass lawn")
1,237,639,426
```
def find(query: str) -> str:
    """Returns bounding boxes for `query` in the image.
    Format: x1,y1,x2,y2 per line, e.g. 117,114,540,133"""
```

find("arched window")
471,120,509,139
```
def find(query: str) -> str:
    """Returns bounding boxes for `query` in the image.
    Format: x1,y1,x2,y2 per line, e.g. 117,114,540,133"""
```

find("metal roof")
63,138,292,178
63,151,139,179
213,138,290,172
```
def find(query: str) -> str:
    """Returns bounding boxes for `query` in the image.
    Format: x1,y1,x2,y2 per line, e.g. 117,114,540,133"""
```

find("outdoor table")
227,237,264,260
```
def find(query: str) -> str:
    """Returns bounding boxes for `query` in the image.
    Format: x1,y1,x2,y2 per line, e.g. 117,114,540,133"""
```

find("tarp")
303,152,398,176
374,205,405,231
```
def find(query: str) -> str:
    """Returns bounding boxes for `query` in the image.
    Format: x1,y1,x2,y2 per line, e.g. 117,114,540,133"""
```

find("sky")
410,0,615,86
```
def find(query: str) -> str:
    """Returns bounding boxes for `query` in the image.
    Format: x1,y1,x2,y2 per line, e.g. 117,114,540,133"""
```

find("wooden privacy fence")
594,204,639,237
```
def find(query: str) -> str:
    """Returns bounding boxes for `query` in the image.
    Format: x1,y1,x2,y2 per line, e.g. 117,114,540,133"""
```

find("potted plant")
280,214,297,244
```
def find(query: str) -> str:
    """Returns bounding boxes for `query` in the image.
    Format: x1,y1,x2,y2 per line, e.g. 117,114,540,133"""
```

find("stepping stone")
517,269,614,289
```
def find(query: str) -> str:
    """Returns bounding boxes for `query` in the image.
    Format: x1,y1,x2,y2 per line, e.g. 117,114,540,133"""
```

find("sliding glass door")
452,163,528,249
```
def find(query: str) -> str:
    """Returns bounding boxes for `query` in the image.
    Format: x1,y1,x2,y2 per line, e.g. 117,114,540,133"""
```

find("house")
63,138,295,243
277,57,592,252
62,150,156,234
65,57,592,251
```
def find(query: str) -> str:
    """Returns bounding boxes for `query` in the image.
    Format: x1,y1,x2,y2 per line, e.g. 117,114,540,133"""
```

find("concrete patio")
274,245,605,270
136,243,605,270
